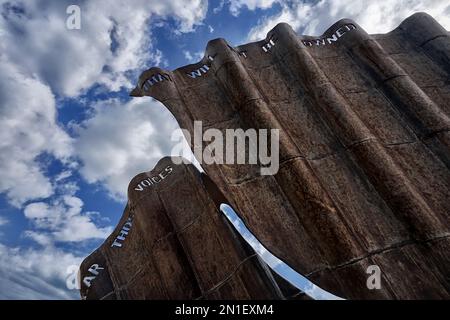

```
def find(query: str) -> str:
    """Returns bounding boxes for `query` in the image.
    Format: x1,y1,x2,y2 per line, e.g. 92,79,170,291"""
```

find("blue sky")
220,204,343,300
0,0,448,299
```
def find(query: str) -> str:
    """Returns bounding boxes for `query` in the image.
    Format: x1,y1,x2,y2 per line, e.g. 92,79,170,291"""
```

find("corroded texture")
79,157,285,300
130,13,450,299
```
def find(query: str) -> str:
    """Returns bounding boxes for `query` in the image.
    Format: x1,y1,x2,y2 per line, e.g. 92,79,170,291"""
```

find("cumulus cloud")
0,243,82,299
0,57,73,207
245,0,450,41
0,0,208,97
24,195,112,243
0,0,210,299
228,0,280,16
72,97,196,200
183,50,194,62
54,170,73,182
0,0,207,208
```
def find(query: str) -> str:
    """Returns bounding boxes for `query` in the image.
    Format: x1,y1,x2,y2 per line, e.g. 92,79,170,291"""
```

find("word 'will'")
171,121,280,175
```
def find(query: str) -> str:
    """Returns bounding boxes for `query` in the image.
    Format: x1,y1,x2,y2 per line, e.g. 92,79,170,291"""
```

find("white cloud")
73,97,196,200
183,50,194,62
0,57,73,207
0,0,208,208
0,0,208,97
0,0,209,208
23,231,54,247
56,180,80,198
54,170,72,182
0,243,82,299
0,0,209,299
183,50,204,63
24,195,112,243
228,0,280,16
213,0,226,14
246,0,450,41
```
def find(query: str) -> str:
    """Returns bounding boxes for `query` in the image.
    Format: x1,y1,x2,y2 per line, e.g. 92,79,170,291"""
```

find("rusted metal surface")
79,157,285,300
128,13,450,299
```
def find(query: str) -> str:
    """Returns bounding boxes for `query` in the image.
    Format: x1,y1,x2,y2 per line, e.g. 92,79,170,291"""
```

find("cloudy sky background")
0,0,449,299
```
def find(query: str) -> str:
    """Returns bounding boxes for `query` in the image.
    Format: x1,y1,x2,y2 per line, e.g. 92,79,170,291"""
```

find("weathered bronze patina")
81,13,450,299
